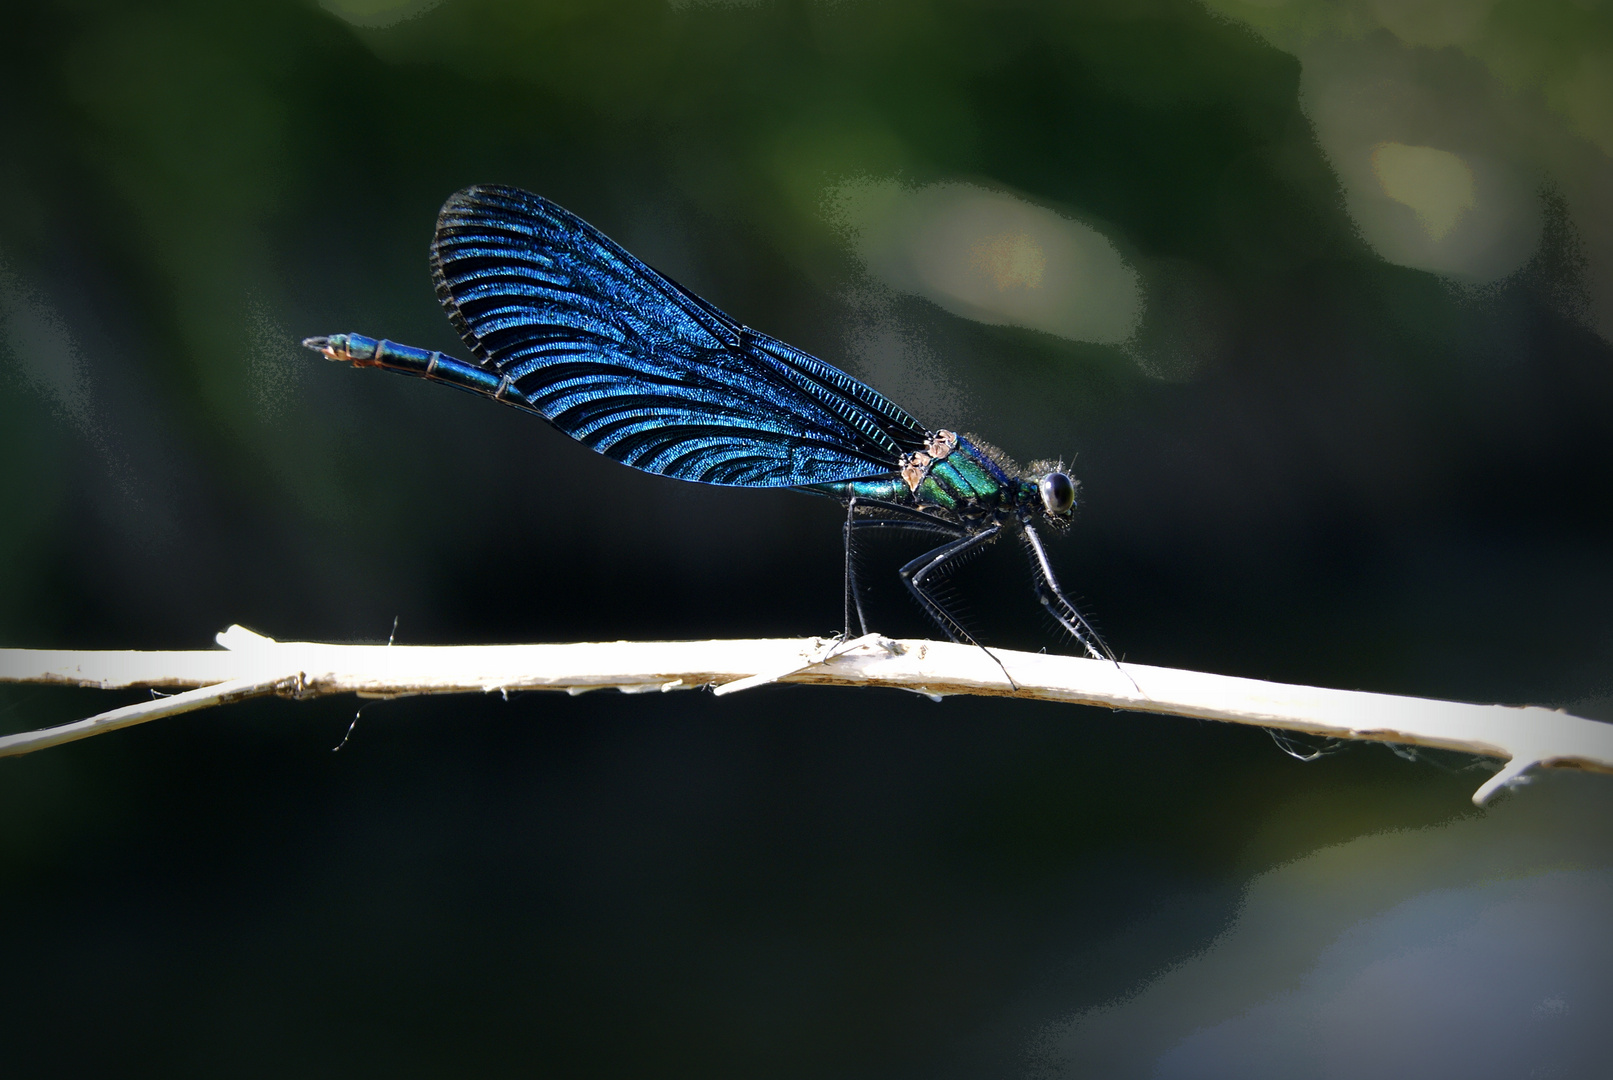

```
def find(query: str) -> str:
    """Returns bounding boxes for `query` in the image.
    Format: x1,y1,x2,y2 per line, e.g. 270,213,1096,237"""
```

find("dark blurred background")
2,1,1610,1076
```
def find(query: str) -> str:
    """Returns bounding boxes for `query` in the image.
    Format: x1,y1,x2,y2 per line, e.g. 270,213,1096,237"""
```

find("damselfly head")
1037,470,1076,517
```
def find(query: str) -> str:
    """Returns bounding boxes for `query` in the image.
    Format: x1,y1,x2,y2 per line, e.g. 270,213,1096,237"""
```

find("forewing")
430,185,931,486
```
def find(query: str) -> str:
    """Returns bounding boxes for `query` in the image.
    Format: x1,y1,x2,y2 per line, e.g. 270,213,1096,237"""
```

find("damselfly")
305,186,1112,661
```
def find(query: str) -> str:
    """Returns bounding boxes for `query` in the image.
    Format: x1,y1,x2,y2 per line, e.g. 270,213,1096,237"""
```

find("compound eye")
1039,471,1075,514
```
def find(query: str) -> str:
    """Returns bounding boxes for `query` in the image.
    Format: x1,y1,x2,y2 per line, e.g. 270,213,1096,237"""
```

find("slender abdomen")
303,333,542,416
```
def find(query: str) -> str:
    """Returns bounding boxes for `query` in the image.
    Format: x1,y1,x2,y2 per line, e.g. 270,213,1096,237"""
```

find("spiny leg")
900,525,1020,688
843,499,860,638
849,516,967,636
900,526,999,644
1020,522,1115,662
843,497,965,638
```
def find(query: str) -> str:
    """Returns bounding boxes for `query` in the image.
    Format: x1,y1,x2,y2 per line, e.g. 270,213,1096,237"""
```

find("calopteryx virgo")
305,185,1112,661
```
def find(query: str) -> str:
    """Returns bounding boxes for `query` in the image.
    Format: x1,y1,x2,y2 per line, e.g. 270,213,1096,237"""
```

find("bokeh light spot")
1371,141,1478,241
969,231,1048,291
827,178,1141,344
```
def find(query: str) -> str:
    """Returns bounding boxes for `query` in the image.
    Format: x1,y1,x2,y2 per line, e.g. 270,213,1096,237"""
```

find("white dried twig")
2,625,1609,807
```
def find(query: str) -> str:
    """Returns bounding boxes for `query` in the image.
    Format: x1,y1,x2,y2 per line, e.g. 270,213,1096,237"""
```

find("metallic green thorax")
805,434,1036,523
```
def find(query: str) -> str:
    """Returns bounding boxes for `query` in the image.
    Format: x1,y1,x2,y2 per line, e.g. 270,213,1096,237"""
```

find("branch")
2,626,1609,806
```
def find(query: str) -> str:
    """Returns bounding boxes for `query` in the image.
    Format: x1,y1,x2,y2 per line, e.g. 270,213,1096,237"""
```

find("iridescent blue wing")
429,185,931,487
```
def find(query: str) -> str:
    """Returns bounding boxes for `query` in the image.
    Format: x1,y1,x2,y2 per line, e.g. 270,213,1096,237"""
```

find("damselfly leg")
1021,522,1113,662
842,497,967,638
898,526,1003,650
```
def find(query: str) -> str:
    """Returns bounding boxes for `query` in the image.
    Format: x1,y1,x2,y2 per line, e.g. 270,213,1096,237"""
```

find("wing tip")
430,184,558,359
436,183,544,225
